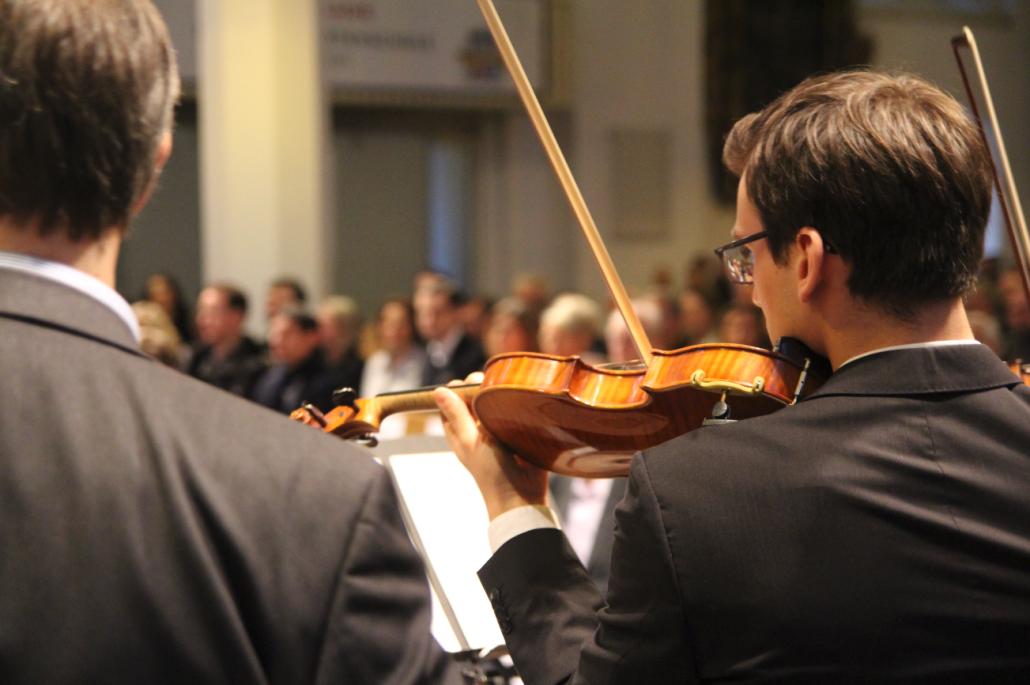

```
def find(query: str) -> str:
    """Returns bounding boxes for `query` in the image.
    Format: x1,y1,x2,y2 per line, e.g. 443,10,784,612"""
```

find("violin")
293,340,826,477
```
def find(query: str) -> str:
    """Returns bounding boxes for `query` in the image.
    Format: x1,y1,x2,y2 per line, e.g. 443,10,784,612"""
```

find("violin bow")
952,27,1030,302
475,0,654,364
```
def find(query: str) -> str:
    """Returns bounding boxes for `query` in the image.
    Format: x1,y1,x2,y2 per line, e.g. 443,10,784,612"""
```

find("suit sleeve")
313,465,461,685
479,456,696,685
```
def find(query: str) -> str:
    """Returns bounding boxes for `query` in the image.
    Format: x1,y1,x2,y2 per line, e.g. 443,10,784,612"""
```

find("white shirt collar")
839,340,981,369
0,250,141,343
426,325,464,367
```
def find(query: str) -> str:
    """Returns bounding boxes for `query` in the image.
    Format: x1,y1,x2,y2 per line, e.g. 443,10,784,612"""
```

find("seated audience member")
142,271,193,344
676,288,718,346
460,294,493,343
251,308,335,413
415,280,487,386
999,269,1030,360
264,276,306,327
483,296,538,357
183,284,265,397
512,272,551,316
361,297,427,397
538,293,604,362
602,298,664,365
651,292,682,351
719,303,770,348
316,295,364,395
132,299,183,367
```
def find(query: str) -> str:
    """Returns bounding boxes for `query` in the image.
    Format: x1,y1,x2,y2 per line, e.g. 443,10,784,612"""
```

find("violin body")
474,344,822,477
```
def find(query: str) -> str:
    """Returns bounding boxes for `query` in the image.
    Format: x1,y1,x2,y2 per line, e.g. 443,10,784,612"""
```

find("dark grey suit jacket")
0,268,457,684
481,344,1030,683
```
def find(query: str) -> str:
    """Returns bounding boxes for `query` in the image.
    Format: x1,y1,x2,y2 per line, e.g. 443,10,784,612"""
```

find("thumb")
432,386,480,447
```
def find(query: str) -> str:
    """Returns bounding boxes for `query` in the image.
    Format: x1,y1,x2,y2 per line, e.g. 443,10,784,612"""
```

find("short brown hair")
723,70,992,318
0,0,179,240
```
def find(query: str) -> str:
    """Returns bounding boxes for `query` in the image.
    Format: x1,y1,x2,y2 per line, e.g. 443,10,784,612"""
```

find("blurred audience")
676,289,718,346
132,300,183,367
999,269,1030,360
361,298,427,397
251,308,335,413
685,254,731,311
460,294,493,343
512,273,551,316
603,298,664,365
317,295,364,396
265,277,306,326
183,284,266,397
143,272,192,344
539,293,603,361
484,297,539,357
719,304,770,349
415,277,487,385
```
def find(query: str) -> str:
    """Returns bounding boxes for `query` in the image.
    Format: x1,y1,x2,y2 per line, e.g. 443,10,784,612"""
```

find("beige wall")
130,1,1030,316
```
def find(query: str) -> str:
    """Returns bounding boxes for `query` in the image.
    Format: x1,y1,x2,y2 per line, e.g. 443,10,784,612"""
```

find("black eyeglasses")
714,231,837,284
714,231,768,284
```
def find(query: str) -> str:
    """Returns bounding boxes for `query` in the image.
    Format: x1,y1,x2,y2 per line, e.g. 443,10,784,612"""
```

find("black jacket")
183,335,266,398
0,267,456,684
481,344,1030,683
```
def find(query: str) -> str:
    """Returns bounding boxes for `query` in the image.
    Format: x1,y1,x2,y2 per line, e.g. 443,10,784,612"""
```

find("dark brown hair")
723,70,992,318
0,0,179,240
209,283,249,315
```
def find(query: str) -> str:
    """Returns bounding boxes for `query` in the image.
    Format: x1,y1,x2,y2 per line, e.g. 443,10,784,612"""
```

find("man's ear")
794,227,829,304
131,130,174,217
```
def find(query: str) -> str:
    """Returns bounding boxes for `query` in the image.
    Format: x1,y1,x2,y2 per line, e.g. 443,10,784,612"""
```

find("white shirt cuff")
487,504,561,553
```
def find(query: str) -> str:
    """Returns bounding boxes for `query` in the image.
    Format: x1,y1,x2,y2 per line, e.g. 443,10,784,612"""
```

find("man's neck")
821,297,974,370
0,220,122,287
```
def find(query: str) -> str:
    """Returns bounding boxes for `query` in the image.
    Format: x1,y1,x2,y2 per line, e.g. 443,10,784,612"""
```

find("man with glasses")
435,70,1030,682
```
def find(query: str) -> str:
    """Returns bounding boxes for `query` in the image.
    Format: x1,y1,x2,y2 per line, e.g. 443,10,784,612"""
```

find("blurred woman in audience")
603,298,664,365
361,297,427,397
143,272,193,344
484,296,538,357
538,293,604,363
132,300,183,367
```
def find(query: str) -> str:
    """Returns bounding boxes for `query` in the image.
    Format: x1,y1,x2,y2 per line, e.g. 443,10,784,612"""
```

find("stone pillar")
197,0,330,333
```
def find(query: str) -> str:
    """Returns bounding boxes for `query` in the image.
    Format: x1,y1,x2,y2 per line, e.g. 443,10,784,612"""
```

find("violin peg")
332,387,358,408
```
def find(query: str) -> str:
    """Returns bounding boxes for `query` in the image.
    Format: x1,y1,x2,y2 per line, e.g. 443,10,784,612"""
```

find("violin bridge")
790,357,813,404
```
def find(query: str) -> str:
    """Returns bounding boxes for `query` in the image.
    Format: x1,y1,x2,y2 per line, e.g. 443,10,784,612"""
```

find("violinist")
434,70,1030,683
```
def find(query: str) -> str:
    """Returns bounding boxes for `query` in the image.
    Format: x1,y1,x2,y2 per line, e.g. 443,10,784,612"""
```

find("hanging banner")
322,0,546,93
